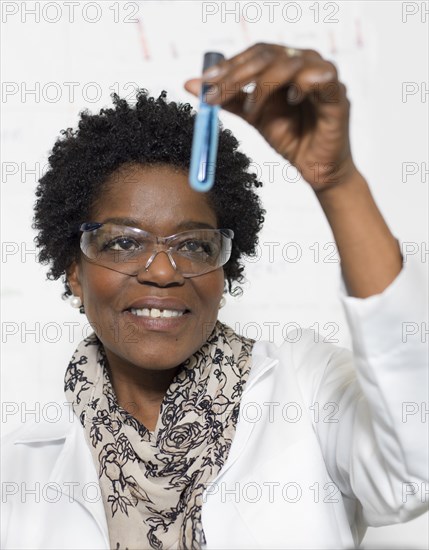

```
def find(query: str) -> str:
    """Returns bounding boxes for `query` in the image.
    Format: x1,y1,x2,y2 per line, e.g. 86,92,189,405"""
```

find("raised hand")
184,42,357,192
185,43,403,297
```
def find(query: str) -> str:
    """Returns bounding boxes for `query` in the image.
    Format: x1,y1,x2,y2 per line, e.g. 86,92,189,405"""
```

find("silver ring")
285,47,301,58
241,81,257,95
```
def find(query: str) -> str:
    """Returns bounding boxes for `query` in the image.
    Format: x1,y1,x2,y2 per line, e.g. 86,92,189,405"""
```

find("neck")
104,349,182,431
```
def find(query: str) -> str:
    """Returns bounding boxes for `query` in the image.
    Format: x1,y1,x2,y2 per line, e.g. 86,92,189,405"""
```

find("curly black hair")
33,89,265,298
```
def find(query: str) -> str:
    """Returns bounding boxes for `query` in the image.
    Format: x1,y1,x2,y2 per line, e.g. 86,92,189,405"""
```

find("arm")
184,42,403,298
185,42,428,527
291,252,428,529
315,169,403,298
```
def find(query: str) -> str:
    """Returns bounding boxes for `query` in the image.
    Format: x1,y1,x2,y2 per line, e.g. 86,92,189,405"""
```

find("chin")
115,343,194,372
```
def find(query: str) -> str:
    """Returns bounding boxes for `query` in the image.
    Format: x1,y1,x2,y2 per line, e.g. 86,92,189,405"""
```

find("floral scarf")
64,321,254,550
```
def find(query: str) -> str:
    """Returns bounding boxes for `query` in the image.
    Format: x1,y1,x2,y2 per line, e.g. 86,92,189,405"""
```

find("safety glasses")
79,222,234,278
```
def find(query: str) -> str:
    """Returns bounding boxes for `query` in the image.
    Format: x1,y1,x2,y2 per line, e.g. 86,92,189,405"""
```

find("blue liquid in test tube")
189,52,225,192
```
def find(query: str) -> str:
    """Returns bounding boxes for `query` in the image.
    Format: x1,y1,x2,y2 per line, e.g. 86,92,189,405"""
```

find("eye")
103,237,140,252
178,239,217,256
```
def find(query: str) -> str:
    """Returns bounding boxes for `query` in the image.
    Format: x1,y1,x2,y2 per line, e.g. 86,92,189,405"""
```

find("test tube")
189,51,225,192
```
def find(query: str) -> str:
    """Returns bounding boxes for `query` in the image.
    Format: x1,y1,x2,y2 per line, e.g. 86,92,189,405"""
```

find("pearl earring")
219,296,226,309
70,295,82,309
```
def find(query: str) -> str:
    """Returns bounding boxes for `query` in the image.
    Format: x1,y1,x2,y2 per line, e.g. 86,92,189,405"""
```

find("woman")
1,43,427,549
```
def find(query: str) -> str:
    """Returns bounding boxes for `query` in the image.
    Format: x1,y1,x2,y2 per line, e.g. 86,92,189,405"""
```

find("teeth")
129,308,184,318
161,309,181,318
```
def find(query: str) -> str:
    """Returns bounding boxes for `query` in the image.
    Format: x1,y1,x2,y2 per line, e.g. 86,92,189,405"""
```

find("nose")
136,250,185,286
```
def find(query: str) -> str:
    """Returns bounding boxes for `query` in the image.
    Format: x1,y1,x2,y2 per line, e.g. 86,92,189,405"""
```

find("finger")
185,45,345,123
200,42,318,80
238,58,306,123
291,60,349,120
183,76,250,121
183,78,201,97
238,56,328,124
183,76,249,114
201,42,277,80
201,44,300,106
184,73,259,103
201,50,279,107
187,50,298,123
201,44,320,84
237,53,346,123
200,45,323,112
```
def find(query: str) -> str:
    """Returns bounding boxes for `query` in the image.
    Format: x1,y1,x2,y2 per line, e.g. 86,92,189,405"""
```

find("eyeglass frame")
78,222,235,278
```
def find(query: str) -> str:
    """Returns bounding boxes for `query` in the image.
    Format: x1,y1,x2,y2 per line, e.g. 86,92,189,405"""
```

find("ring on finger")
285,47,301,58
242,81,257,94
242,83,258,113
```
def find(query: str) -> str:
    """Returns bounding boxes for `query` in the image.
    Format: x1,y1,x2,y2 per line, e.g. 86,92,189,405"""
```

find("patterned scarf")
64,321,254,550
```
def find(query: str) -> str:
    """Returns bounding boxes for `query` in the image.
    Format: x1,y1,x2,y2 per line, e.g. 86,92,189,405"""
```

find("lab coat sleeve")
290,251,428,527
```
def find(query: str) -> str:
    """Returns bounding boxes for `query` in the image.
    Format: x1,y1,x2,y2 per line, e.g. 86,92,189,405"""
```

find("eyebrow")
99,217,216,232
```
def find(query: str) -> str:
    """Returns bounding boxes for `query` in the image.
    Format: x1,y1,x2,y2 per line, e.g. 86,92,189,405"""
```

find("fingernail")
202,65,223,79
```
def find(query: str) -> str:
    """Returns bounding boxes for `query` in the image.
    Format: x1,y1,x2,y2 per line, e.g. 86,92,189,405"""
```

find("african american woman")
2,43,427,550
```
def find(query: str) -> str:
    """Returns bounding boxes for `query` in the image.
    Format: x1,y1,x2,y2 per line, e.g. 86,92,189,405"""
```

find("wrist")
314,164,367,209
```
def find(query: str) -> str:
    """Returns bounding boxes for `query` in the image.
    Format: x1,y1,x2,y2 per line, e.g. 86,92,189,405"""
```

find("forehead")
90,163,218,233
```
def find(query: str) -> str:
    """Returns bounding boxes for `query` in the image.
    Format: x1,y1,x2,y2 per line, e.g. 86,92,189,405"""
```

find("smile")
129,307,186,318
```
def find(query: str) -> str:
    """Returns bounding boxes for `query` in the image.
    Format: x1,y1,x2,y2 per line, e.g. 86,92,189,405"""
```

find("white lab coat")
1,255,428,549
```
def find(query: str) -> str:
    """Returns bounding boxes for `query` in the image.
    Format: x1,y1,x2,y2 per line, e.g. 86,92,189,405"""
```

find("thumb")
183,78,202,96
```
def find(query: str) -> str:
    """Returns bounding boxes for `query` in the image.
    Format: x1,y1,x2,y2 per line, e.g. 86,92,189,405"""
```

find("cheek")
193,270,225,314
80,268,123,319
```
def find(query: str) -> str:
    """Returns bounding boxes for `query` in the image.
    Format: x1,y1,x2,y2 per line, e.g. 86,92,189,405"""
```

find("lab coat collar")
245,352,279,393
13,404,110,546
49,421,110,545
12,401,76,443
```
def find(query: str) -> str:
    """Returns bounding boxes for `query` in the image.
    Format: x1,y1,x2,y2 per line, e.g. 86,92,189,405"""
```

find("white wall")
1,1,428,547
